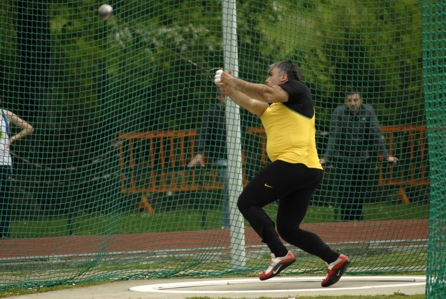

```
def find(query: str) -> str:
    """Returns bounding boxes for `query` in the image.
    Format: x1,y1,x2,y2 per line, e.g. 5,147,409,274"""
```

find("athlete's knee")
237,196,251,215
277,226,289,240
277,224,299,243
237,187,255,207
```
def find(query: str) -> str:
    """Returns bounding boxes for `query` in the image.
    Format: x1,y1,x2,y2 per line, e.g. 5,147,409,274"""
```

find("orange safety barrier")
118,130,230,192
377,125,429,203
119,126,429,212
118,130,232,213
247,126,429,204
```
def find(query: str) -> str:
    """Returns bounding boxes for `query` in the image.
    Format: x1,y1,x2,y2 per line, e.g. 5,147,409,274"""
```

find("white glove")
214,69,223,84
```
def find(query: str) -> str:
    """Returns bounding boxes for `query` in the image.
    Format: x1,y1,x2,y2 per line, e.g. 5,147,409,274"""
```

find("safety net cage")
0,0,444,297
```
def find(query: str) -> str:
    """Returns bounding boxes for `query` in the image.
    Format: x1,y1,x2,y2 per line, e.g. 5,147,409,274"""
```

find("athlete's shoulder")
289,79,309,90
1,109,15,119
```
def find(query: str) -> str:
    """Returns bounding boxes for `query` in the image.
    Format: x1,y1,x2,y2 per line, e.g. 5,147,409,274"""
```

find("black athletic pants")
237,160,339,263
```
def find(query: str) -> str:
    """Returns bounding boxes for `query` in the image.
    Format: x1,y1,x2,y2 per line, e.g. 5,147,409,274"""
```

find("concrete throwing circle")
129,276,426,294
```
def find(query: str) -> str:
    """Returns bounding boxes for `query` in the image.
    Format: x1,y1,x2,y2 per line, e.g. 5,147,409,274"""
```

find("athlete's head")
268,60,302,82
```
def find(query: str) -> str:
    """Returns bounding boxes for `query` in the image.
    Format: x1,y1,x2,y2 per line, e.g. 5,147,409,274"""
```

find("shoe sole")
321,259,350,287
260,258,296,281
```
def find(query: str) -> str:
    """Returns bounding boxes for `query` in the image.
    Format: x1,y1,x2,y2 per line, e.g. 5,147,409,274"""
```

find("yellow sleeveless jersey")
260,102,322,169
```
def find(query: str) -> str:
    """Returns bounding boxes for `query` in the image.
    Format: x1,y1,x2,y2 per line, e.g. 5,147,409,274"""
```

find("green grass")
9,202,429,237
185,296,425,299
185,297,425,299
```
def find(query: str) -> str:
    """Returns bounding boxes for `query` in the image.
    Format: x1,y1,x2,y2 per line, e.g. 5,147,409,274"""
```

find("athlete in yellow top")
216,60,349,287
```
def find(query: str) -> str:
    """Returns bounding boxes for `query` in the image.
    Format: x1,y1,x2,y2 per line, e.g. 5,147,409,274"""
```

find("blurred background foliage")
0,0,423,134
0,0,424,208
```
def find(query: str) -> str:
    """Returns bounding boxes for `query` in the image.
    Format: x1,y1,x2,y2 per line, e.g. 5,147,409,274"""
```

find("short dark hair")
269,60,302,81
346,89,363,99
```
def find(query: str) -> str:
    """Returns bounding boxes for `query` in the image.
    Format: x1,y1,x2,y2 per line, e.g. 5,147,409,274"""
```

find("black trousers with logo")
237,160,339,263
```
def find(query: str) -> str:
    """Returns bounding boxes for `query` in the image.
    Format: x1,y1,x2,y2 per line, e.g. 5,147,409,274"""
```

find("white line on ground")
129,276,426,294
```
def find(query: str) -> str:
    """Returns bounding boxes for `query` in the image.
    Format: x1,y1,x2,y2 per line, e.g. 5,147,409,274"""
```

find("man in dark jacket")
320,91,398,221
188,88,230,228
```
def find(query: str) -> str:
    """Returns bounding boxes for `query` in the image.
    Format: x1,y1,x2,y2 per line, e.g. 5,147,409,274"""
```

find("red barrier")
119,126,428,212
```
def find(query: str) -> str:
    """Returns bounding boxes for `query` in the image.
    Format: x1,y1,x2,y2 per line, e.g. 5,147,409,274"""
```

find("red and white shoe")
259,251,296,281
321,254,350,287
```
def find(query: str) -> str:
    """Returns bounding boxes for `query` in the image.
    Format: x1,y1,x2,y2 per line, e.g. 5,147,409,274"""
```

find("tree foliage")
0,0,425,157
257,0,423,127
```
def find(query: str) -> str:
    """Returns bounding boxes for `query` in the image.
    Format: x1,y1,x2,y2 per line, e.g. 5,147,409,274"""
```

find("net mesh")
423,1,446,297
0,0,441,296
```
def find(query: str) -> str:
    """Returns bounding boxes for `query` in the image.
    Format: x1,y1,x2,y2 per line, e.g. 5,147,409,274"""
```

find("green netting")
423,1,446,298
0,0,442,296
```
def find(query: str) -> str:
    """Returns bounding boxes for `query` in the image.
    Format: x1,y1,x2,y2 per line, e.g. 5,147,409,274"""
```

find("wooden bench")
118,126,429,213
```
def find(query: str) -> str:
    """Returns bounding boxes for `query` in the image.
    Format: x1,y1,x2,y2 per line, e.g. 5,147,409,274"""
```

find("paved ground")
3,276,426,299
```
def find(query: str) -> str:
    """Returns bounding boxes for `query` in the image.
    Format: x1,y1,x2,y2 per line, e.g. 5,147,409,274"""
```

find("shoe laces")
326,255,345,271
264,253,289,272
